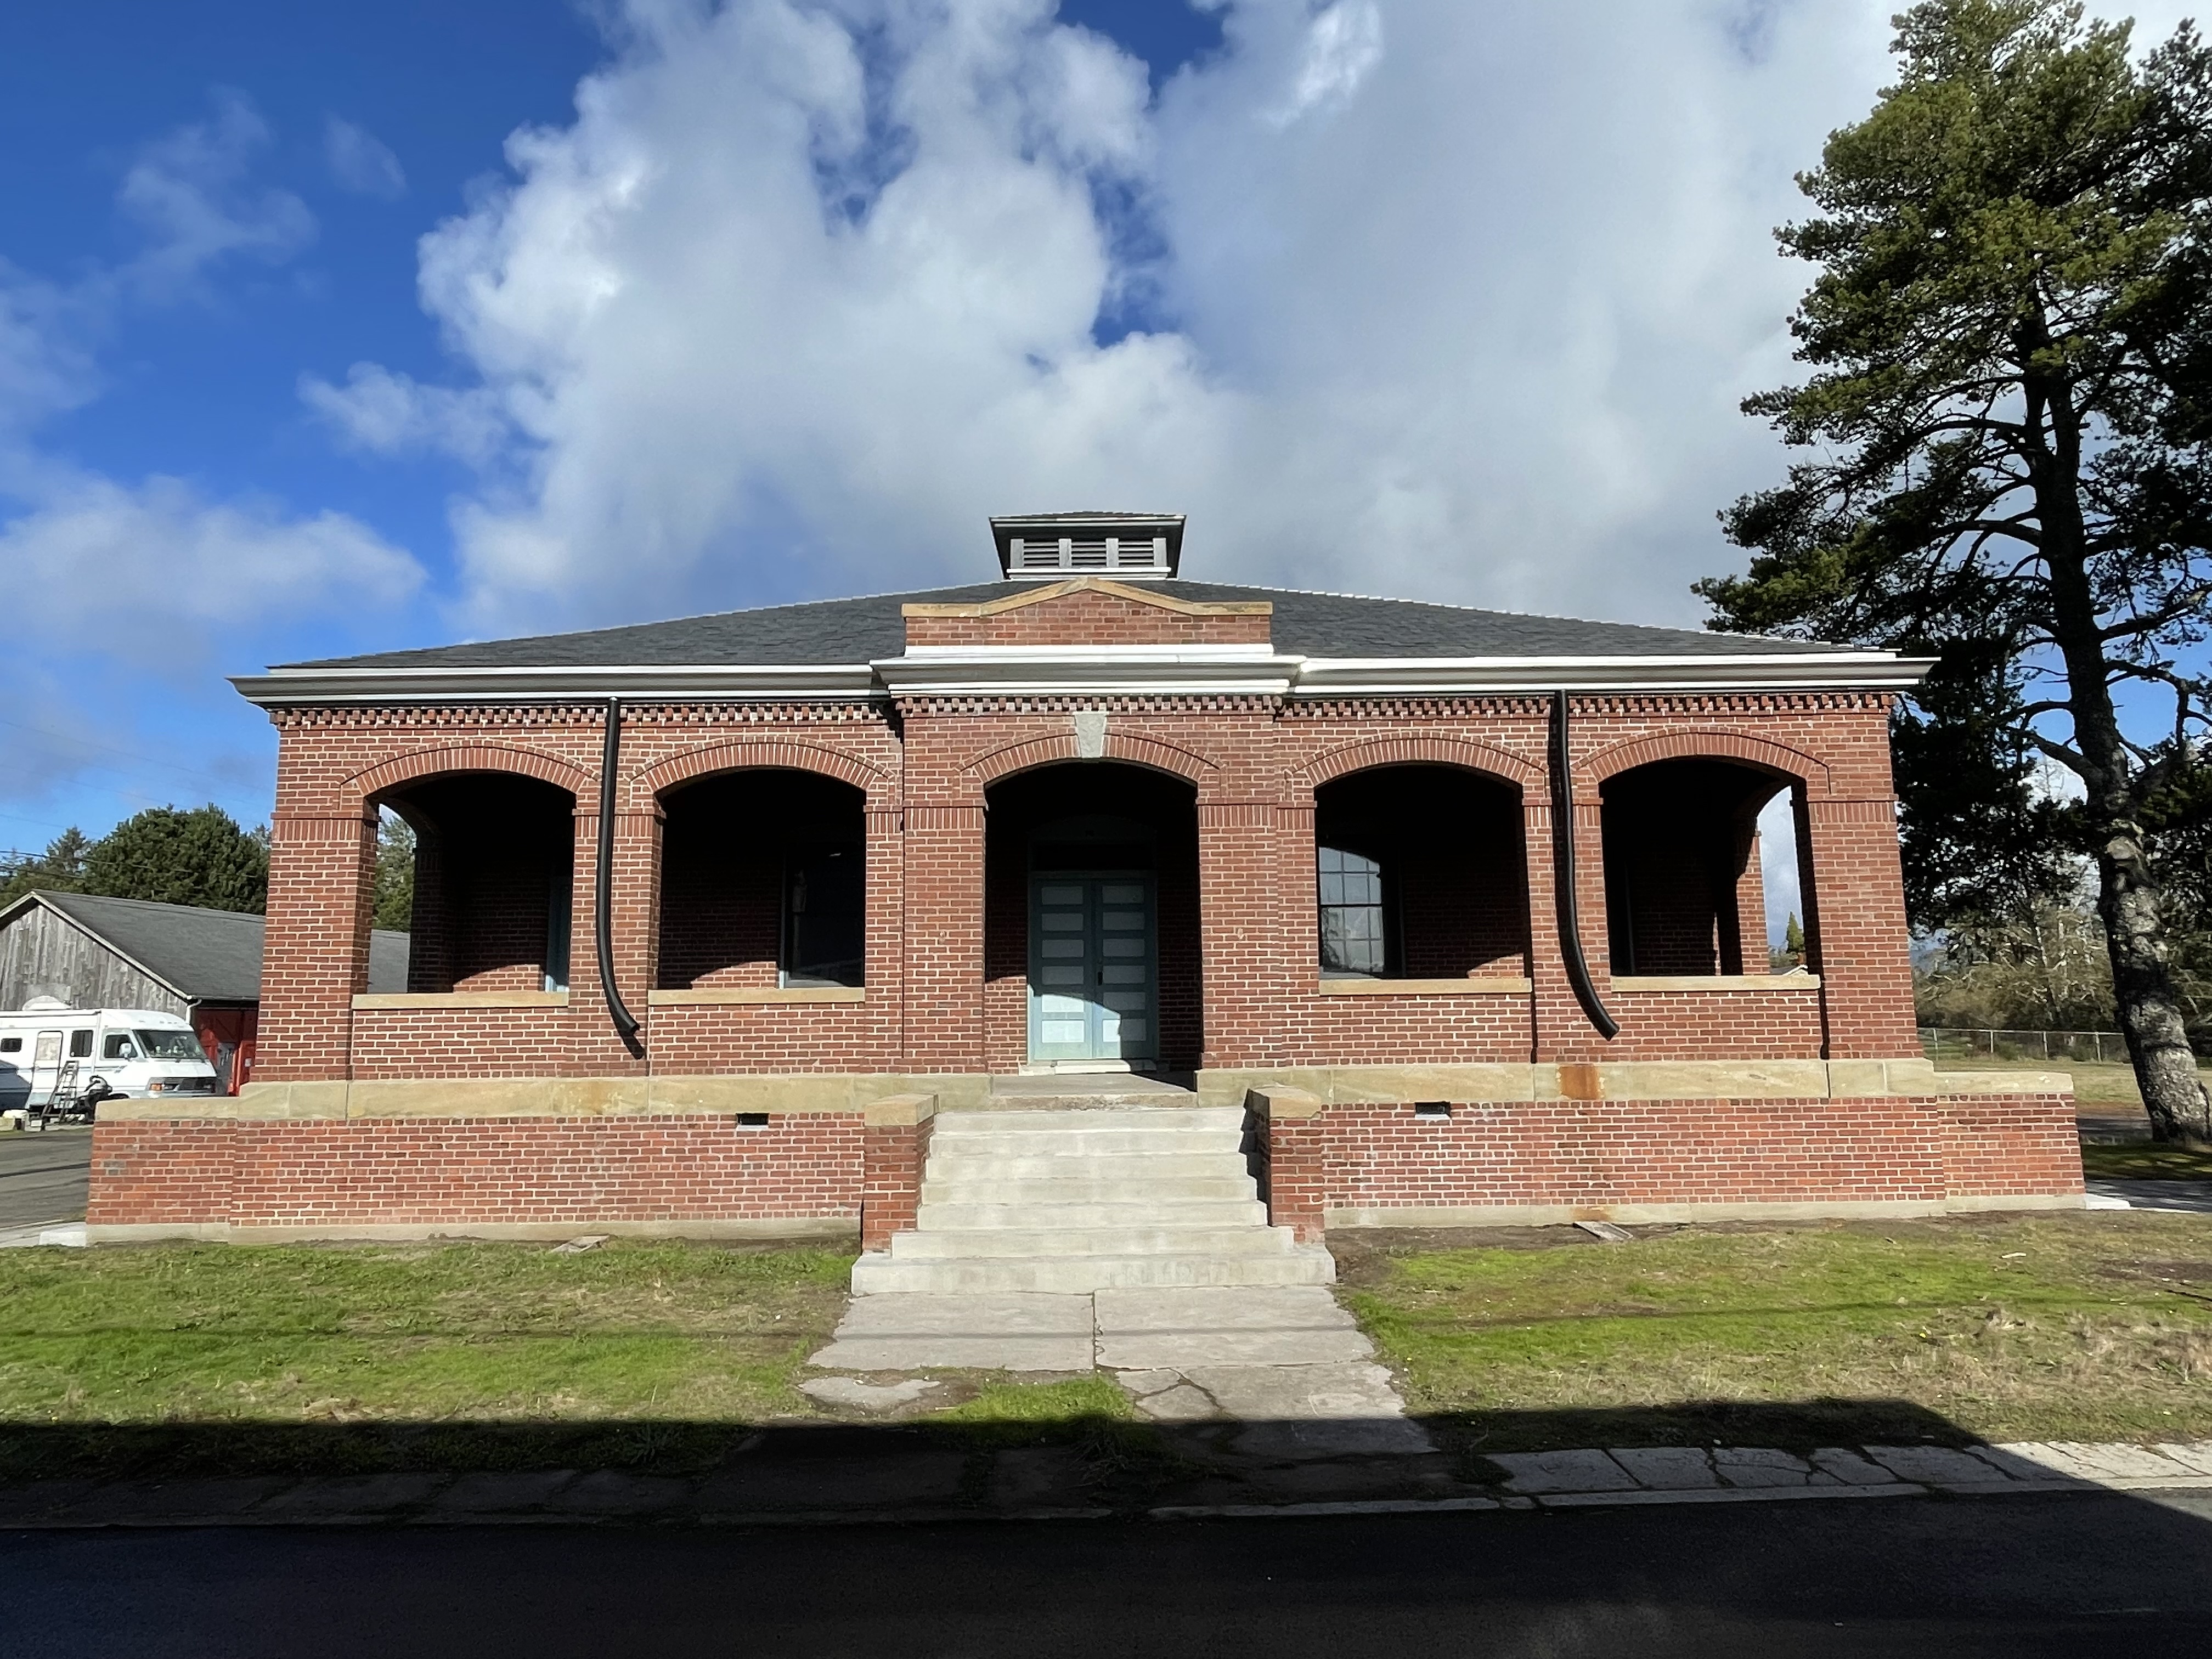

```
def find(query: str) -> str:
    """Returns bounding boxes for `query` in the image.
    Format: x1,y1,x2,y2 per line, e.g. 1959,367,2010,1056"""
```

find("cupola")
990,511,1184,580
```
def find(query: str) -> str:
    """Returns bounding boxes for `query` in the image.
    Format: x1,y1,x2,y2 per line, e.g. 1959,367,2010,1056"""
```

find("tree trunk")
2029,363,2211,1143
2096,827,2212,1144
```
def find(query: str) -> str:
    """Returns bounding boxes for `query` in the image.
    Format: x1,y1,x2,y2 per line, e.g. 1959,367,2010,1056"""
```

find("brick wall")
123,585,2029,1236
1259,1092,2082,1222
88,1113,864,1229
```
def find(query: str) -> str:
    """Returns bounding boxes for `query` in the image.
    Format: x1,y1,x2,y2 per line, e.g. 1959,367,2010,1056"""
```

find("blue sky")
0,0,2198,951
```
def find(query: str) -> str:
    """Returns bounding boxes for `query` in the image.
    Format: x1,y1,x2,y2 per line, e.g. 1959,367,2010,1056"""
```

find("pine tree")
1700,1,2212,1141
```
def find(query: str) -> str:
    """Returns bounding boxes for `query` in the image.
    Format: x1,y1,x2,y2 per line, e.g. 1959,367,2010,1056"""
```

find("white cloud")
0,96,421,826
316,0,2193,641
325,116,409,200
0,468,420,660
1265,1,1384,128
309,0,1911,634
300,362,509,465
116,91,315,298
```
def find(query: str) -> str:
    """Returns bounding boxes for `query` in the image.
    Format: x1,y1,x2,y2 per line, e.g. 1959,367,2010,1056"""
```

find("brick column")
1198,799,1279,1068
1736,825,1770,974
860,1092,936,1249
254,810,377,1081
1801,794,1920,1058
864,802,906,1070
902,804,986,1070
1528,792,1614,1064
1248,1086,1326,1242
567,805,656,1075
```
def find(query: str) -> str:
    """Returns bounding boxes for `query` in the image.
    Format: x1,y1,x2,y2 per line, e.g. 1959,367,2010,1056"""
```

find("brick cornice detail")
345,743,594,805
959,729,1216,786
1577,729,1834,796
1294,734,1541,791
629,738,890,803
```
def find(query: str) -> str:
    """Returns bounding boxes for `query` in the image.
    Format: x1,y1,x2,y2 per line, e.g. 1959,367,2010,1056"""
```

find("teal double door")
1027,873,1158,1064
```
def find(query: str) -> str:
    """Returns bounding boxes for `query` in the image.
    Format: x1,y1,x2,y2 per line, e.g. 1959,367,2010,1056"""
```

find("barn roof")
0,891,408,1005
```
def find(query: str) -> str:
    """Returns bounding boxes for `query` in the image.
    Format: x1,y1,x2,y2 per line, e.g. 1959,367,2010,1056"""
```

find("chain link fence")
1920,1026,2212,1063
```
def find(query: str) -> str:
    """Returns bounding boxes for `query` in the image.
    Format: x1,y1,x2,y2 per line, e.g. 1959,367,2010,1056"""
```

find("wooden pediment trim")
901,577,1271,620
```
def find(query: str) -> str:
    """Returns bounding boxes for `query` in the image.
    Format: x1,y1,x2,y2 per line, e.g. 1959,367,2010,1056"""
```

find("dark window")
102,1034,137,1060
69,1030,92,1058
0,1037,19,1053
1318,845,1387,975
783,845,865,987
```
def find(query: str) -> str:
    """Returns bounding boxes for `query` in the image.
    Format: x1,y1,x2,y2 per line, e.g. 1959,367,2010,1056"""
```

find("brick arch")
1581,730,1832,797
348,744,592,809
961,731,1215,788
633,739,888,805
1294,735,1539,793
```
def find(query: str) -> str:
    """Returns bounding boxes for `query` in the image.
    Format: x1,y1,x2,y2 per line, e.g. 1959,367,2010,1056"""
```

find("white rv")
0,997,219,1118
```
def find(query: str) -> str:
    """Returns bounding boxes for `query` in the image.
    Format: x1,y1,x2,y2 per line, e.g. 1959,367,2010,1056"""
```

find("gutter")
230,652,1936,709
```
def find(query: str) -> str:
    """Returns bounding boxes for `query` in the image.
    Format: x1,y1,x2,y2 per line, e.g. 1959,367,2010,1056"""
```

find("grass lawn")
1933,1053,2212,1109
0,1239,1132,1484
1335,1212,2212,1462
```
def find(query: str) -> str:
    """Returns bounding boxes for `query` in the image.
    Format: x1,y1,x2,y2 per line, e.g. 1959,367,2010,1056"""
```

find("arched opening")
656,769,867,990
985,763,1199,1070
380,773,575,995
1599,758,1809,977
1312,765,1529,979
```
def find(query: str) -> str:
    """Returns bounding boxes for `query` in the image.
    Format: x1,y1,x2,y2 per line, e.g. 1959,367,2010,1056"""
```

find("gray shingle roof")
287,580,1848,671
26,892,408,1002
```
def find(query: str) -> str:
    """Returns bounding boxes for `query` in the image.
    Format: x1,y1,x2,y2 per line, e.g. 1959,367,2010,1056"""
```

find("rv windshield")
135,1029,207,1064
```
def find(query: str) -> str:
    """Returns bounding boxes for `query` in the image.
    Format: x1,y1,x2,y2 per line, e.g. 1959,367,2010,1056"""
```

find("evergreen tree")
82,805,268,915
1699,1,2212,1139
0,828,92,909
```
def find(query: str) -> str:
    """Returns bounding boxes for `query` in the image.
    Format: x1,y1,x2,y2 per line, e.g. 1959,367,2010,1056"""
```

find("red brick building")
86,514,2081,1244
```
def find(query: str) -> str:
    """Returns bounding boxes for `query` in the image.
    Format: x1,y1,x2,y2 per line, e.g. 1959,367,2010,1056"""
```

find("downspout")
1549,691,1619,1040
596,697,642,1049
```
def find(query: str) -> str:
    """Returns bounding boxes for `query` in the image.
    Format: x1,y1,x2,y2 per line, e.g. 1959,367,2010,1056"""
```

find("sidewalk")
3,1437,2207,1529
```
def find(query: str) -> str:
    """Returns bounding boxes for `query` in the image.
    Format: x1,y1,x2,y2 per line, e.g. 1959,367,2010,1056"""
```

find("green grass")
2080,1142,2212,1180
1933,1054,2212,1109
0,1239,856,1480
1337,1213,2212,1459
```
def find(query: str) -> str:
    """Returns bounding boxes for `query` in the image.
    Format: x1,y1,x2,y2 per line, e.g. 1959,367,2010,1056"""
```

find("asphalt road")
8,1491,2212,1658
0,1126,88,1229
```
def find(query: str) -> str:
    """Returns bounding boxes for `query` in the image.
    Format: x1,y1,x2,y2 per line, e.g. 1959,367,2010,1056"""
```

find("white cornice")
1291,652,1934,696
232,647,1932,708
230,663,877,707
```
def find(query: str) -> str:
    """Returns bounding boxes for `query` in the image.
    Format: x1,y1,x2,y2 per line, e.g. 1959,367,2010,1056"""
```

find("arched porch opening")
984,762,1200,1071
1599,758,1808,977
378,772,576,995
656,769,867,990
1311,764,1530,979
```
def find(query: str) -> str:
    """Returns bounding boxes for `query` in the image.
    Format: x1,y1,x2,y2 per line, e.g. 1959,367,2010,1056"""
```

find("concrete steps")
853,1101,1334,1295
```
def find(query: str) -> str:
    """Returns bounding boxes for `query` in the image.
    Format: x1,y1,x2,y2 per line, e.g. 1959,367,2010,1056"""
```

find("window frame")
1317,843,1392,978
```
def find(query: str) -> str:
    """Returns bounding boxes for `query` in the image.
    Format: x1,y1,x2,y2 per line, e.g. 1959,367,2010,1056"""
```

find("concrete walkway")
810,1284,1448,1497
2088,1177,2212,1214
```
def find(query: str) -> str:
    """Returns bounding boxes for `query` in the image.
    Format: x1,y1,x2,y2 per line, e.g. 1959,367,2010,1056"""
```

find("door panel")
1028,875,1157,1062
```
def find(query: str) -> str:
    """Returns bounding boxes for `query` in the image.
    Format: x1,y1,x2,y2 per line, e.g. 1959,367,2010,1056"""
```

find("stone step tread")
936,1107,1240,1128
926,1133,1245,1156
923,1153,1254,1175
918,1178,1260,1204
851,1250,1337,1295
915,1201,1269,1229
889,1224,1305,1260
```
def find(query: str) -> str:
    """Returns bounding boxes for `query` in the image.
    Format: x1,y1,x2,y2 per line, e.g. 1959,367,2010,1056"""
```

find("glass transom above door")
1028,876,1158,1062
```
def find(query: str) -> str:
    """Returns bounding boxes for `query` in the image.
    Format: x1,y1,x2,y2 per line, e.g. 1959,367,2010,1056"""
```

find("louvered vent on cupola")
989,512,1184,580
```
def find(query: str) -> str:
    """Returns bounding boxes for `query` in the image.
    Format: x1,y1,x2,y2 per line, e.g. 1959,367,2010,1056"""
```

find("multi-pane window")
1318,845,1386,975
783,845,866,987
